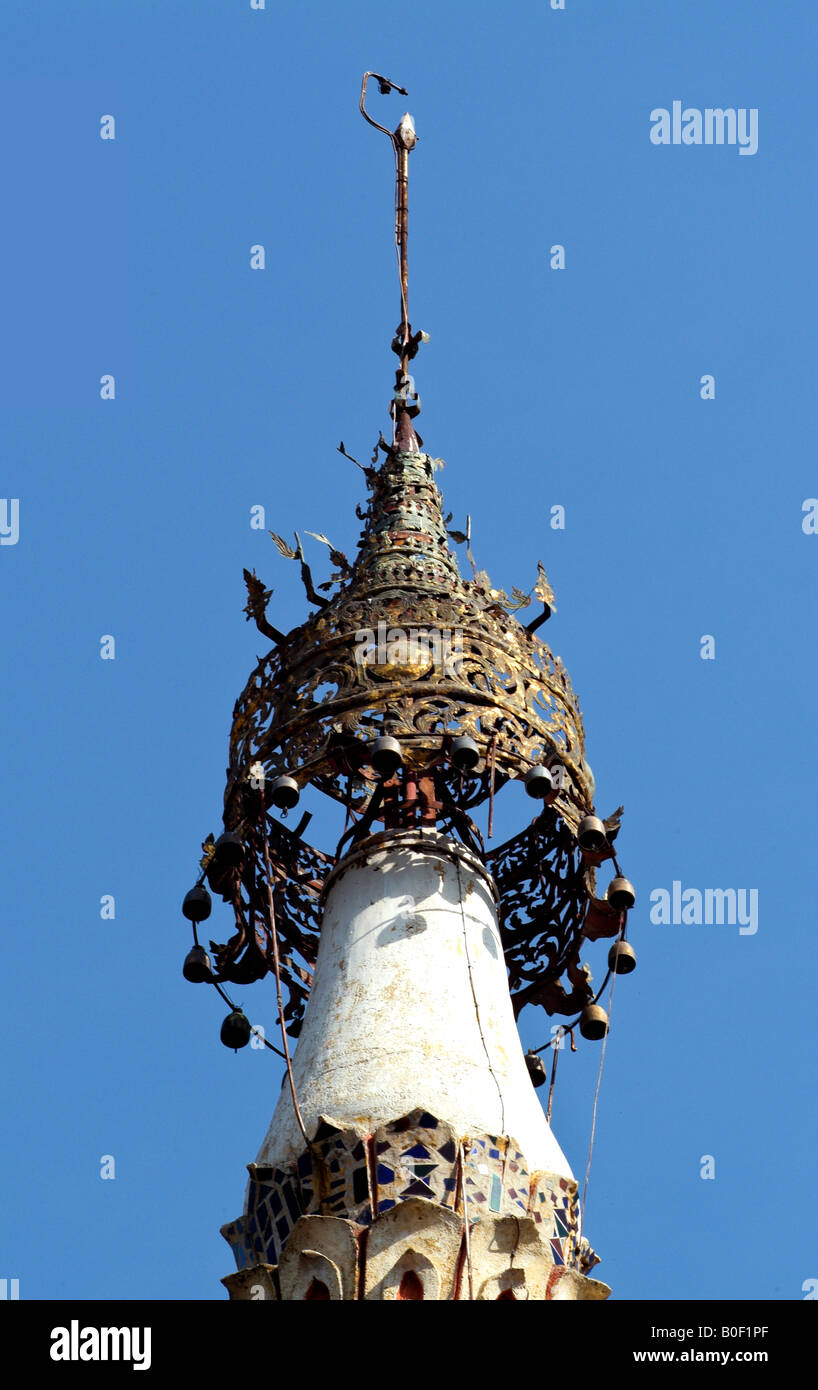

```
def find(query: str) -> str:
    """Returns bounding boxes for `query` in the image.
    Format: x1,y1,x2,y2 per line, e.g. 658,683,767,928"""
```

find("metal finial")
360,72,427,443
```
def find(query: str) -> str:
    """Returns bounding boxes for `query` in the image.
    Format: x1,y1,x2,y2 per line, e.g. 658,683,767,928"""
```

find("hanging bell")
608,940,637,975
270,774,300,812
182,944,213,983
607,876,636,912
182,884,212,922
370,735,403,779
524,765,555,801
451,735,480,773
213,831,245,867
577,815,608,854
579,1005,609,1041
220,1009,251,1051
524,1049,547,1087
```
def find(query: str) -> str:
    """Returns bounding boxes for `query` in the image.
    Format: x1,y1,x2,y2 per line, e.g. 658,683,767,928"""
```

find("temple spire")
183,75,635,1302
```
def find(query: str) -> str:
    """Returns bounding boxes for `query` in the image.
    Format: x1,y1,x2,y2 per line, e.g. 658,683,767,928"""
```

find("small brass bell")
524,1049,547,1087
182,884,212,923
220,1009,251,1051
608,940,637,975
270,774,300,811
370,735,403,779
213,831,245,867
451,735,480,773
577,815,608,854
607,876,636,912
579,1004,609,1041
182,945,212,983
525,766,555,800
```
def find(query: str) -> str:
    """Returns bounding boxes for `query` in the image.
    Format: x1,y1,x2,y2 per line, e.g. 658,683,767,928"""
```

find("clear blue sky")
1,0,815,1301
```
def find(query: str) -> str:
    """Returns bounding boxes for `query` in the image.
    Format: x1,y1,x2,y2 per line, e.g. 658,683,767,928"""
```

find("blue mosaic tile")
403,1143,431,1160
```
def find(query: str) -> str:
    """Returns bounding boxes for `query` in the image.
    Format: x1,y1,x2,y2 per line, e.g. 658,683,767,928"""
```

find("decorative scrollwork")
487,808,594,1018
198,440,621,1030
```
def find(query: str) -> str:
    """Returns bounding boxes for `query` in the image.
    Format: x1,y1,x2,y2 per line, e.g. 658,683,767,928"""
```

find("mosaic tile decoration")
528,1173,579,1267
371,1110,460,1214
462,1133,532,1220
221,1110,588,1273
309,1119,374,1225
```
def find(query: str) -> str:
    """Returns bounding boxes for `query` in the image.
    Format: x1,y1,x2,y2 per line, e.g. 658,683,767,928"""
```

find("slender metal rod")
396,142,410,372
359,72,414,385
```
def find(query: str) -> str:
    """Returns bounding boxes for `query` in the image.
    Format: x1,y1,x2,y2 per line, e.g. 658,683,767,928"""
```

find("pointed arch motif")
397,1269,424,1300
382,1247,440,1301
305,1277,331,1301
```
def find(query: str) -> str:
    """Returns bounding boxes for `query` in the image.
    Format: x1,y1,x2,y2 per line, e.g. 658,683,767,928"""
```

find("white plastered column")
256,829,572,1180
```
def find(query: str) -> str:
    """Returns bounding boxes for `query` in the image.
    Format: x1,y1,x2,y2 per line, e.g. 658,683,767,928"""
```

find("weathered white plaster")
256,830,573,1179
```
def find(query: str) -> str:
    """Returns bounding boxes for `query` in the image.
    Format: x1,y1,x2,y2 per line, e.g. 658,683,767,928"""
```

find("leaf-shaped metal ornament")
305,531,352,577
242,568,272,622
534,561,557,613
269,531,298,560
242,567,284,643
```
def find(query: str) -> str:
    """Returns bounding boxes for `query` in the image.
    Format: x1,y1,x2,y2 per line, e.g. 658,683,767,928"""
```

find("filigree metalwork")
198,435,622,1030
203,815,333,1036
226,447,594,833
488,808,594,1018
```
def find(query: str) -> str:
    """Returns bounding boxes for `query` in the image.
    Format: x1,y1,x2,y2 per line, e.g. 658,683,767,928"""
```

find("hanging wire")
455,857,505,1134
258,813,313,1151
545,1028,561,1125
576,957,618,1255
459,1141,475,1300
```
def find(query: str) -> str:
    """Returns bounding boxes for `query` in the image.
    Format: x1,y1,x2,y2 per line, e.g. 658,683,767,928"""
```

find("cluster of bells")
179,737,636,1060
264,733,607,815
257,733,487,815
178,847,256,1051
521,938,636,1086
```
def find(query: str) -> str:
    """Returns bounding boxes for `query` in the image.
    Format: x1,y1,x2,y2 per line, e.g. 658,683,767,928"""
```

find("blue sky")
1,0,815,1300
